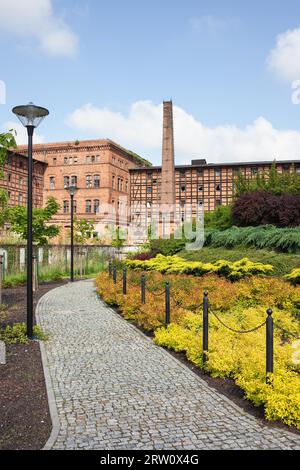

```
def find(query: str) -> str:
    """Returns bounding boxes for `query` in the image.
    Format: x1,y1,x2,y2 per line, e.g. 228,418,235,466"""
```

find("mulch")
0,281,67,450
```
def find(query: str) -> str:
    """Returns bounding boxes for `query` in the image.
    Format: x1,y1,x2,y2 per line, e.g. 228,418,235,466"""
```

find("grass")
2,262,105,288
179,246,300,277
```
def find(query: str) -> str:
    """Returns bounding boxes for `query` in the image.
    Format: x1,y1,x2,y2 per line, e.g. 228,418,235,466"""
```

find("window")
50,177,55,190
112,176,115,189
86,156,91,164
19,177,23,188
93,200,100,214
18,193,23,204
282,164,290,173
181,185,186,192
215,168,221,177
86,200,92,213
147,187,152,194
86,175,92,188
64,176,70,188
53,157,57,165
69,157,73,165
19,161,23,169
94,175,100,188
198,185,203,192
146,202,152,209
8,173,11,182
126,180,129,192
63,200,69,214
216,199,222,206
74,156,78,164
64,157,68,165
251,167,258,175
71,175,77,186
198,200,203,206
216,184,221,192
7,191,11,199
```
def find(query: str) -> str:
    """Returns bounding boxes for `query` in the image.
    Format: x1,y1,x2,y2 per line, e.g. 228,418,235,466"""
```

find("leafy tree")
234,161,300,197
8,197,61,245
73,218,95,244
111,226,126,250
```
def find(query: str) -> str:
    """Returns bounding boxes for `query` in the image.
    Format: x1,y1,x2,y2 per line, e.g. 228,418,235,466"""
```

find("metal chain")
145,287,165,297
208,304,266,334
274,322,300,340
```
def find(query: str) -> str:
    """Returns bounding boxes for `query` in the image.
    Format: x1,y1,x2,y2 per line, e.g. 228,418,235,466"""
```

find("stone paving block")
37,280,300,450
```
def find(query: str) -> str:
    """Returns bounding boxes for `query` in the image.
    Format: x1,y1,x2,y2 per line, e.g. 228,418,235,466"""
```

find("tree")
234,160,300,197
73,218,95,244
0,131,17,227
8,197,61,245
111,226,126,250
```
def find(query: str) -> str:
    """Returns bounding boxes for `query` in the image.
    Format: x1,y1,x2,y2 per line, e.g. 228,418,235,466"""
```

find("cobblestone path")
37,280,300,450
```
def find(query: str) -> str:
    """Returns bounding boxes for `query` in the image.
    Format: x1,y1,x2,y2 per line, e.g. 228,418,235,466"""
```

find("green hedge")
204,225,300,253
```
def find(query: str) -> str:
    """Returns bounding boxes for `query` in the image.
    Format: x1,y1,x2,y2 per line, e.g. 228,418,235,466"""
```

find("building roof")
17,138,152,168
129,159,300,171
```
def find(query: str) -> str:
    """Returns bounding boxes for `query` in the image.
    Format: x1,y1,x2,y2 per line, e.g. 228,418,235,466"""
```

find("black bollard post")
165,282,170,326
113,265,117,284
203,292,209,365
141,274,146,304
266,309,274,383
108,261,112,277
123,269,127,295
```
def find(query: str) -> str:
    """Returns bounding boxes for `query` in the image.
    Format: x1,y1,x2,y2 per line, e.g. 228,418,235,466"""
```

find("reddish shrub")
232,191,300,227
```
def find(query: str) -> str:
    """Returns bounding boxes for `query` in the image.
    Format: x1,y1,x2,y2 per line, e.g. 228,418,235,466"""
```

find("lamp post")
12,102,49,339
65,185,78,282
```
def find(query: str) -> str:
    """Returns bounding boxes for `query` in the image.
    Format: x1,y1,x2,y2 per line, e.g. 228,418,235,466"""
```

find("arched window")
94,175,100,188
64,176,70,188
93,200,100,214
86,200,92,213
86,175,92,188
63,200,69,214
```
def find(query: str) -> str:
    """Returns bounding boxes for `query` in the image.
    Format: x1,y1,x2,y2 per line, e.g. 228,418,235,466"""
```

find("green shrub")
204,205,233,231
0,323,47,344
204,225,300,253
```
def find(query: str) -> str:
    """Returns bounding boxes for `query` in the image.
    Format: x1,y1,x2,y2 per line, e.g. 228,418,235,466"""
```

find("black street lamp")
65,185,78,282
12,102,49,339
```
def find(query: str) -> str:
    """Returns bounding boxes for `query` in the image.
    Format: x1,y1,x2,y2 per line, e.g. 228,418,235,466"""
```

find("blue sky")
1,0,300,164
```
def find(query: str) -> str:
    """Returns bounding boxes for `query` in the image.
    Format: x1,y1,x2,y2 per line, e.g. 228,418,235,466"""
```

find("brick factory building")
4,100,299,243
0,150,46,209
17,139,151,241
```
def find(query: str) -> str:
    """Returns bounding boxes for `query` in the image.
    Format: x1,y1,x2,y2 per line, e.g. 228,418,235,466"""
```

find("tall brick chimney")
160,101,175,206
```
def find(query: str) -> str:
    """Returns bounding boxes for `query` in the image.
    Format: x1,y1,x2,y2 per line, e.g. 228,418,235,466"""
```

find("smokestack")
161,101,175,206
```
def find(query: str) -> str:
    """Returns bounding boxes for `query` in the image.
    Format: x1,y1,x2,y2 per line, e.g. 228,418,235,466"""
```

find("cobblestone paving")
37,280,300,450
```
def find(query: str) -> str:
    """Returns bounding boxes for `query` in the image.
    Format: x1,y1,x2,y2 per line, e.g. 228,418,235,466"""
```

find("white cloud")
3,122,45,145
0,0,78,57
66,100,300,164
267,27,300,81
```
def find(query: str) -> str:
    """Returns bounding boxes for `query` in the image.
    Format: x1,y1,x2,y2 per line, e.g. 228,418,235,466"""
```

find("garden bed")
0,281,67,450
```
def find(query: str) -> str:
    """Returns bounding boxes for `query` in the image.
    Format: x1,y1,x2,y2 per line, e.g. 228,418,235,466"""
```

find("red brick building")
0,150,46,208
17,139,150,241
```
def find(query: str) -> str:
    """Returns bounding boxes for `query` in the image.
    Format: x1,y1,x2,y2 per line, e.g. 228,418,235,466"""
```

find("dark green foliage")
204,225,300,253
8,197,60,245
148,236,186,257
204,204,233,231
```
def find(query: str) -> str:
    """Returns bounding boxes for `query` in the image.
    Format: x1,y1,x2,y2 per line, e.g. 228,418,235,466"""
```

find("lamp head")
12,102,49,128
66,185,78,197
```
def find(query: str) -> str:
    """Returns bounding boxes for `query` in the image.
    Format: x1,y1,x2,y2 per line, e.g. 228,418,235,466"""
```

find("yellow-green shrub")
285,268,300,285
125,255,273,280
95,270,300,428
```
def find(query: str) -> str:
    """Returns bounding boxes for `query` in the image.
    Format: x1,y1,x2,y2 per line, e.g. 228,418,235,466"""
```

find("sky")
1,0,300,165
